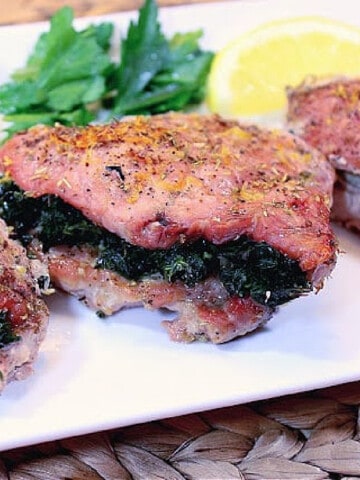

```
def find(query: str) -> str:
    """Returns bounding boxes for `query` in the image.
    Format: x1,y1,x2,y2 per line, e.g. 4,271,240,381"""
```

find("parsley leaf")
113,0,169,113
0,6,114,140
111,0,213,116
0,0,214,139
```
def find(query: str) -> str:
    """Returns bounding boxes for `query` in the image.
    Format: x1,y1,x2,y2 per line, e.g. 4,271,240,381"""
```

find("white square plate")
1,0,360,452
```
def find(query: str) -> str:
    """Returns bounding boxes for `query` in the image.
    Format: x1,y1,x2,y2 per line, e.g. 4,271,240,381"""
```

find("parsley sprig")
112,0,213,115
0,0,214,140
0,7,114,139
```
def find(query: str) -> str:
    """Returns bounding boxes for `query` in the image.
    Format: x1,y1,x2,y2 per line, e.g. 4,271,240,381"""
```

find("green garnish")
111,0,213,115
0,310,20,347
0,7,114,140
0,0,213,140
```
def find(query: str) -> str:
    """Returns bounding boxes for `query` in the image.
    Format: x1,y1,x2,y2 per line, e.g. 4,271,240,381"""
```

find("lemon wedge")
207,16,360,117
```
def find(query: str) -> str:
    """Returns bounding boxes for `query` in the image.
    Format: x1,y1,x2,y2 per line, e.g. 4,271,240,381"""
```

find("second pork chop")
287,77,360,232
0,218,49,392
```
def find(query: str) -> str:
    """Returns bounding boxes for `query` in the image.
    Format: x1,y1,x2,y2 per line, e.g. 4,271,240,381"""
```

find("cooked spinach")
97,237,217,286
35,196,104,249
0,310,20,347
218,239,310,306
0,180,103,248
0,184,40,244
159,240,217,285
0,179,310,307
96,235,158,280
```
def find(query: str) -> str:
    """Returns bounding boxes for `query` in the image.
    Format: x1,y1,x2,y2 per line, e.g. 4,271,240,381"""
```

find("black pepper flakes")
105,165,125,181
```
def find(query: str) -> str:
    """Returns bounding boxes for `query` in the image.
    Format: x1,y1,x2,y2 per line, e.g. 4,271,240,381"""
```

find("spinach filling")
0,310,20,347
0,179,310,307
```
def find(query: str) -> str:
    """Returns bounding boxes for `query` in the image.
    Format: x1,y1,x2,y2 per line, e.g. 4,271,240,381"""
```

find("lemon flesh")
207,16,360,117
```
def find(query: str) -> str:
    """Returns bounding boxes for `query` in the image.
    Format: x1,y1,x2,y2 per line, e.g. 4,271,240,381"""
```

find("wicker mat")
1,381,360,479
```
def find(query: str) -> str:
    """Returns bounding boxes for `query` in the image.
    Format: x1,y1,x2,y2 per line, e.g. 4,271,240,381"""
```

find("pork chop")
0,113,337,343
0,218,49,392
287,77,360,231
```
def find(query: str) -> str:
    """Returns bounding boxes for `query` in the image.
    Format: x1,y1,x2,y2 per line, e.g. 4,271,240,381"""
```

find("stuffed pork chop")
0,112,336,343
0,217,49,392
287,77,360,232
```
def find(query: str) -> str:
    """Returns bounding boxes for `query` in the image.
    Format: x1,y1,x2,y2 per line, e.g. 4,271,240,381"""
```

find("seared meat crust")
0,113,335,281
287,77,360,174
0,113,337,343
0,218,49,392
287,78,360,231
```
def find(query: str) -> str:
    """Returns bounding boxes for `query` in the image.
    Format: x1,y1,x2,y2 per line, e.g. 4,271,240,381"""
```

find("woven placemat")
1,381,360,479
